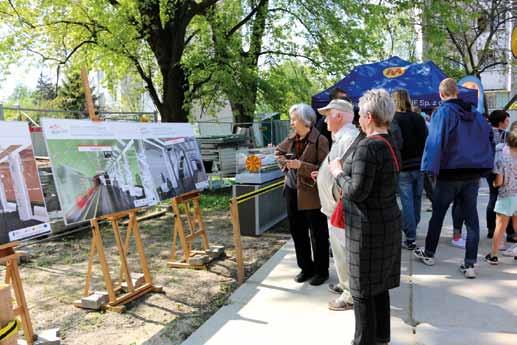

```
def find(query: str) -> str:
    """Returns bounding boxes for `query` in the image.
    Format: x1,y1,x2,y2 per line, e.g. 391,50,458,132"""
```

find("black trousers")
486,174,514,238
284,186,329,276
352,290,390,345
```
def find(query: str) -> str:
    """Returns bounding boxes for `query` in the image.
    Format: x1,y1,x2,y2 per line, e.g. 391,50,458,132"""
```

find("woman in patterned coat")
329,89,402,345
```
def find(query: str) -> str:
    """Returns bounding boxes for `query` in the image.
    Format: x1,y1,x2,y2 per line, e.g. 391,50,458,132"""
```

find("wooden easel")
0,242,35,345
168,191,219,269
75,210,163,313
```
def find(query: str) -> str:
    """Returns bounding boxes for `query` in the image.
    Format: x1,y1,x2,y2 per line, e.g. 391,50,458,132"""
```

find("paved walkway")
182,185,517,345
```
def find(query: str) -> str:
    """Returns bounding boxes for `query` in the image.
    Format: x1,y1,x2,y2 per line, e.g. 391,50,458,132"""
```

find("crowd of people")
275,78,516,345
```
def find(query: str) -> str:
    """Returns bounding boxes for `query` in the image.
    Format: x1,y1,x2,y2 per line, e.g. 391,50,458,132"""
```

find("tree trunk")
158,64,189,123
227,0,268,125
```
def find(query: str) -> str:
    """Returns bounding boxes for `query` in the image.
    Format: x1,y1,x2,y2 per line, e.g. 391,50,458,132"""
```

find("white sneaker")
459,264,476,279
451,237,466,249
502,244,517,257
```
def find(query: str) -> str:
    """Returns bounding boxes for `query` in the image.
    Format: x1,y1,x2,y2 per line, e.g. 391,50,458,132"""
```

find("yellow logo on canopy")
383,66,407,78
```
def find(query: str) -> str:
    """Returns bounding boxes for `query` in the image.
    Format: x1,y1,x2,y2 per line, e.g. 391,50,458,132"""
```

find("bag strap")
371,135,400,172
339,132,364,162
331,133,363,201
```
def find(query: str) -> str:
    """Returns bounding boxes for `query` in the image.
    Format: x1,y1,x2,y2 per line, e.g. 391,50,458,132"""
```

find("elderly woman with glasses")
275,103,330,286
328,89,402,345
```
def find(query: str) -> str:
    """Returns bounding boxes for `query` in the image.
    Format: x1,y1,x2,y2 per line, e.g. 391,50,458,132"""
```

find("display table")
232,178,286,236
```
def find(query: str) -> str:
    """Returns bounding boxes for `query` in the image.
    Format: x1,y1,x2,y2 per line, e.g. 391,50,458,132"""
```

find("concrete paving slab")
182,240,415,345
179,184,516,345
415,323,517,345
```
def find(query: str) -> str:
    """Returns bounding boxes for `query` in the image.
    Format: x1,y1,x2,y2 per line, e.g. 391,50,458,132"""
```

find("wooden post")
230,198,245,285
80,68,99,121
0,284,17,345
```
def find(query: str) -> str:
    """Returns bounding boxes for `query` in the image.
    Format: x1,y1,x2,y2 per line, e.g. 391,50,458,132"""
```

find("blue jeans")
452,197,463,232
398,171,424,242
424,179,480,265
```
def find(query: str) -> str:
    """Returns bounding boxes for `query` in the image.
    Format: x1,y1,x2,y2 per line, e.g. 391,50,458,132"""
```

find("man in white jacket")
313,99,361,310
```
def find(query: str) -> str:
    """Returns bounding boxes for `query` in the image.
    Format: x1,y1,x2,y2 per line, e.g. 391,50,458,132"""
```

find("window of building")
486,91,510,111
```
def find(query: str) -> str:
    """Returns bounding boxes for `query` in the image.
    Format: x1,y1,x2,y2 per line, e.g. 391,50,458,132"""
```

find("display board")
42,119,159,224
139,123,208,200
42,119,208,225
0,121,51,244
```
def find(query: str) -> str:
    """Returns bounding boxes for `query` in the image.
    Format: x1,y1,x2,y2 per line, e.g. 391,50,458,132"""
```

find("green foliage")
54,68,98,118
0,0,425,123
257,61,324,115
420,0,515,77
34,73,57,105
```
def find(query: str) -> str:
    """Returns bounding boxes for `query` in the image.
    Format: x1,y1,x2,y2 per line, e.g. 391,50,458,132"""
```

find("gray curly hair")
358,89,396,126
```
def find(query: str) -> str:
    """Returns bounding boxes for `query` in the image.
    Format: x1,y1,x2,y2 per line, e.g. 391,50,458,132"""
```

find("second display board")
42,119,208,225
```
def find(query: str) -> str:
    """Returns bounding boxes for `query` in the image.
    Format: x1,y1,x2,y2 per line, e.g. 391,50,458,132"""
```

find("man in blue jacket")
414,78,493,279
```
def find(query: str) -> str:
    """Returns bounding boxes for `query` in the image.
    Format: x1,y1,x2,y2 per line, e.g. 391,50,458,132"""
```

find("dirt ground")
1,209,290,345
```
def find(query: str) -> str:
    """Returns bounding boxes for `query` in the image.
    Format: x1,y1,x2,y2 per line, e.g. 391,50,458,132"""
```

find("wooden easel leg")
184,202,196,238
84,226,97,297
230,199,245,285
4,263,11,285
170,218,178,262
91,219,117,303
193,198,209,250
120,216,133,283
111,218,134,293
131,213,153,285
10,260,35,344
172,201,190,263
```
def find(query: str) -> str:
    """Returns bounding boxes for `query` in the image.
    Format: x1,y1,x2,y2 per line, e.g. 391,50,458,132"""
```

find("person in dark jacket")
415,78,494,279
276,103,330,286
391,89,428,250
329,89,401,345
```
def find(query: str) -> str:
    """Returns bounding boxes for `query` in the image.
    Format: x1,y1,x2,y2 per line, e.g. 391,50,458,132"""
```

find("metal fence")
0,104,158,123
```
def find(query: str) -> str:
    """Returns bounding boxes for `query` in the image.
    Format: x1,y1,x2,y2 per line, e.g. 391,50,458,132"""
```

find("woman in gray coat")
329,89,402,345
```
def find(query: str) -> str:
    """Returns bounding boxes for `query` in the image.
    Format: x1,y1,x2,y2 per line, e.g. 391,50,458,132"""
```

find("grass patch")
199,188,232,211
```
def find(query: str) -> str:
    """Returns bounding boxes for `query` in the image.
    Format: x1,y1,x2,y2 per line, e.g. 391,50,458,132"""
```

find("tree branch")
268,7,325,45
129,55,162,109
479,61,507,74
226,0,268,38
185,29,200,47
190,72,215,97
7,0,34,28
259,50,321,66
137,0,163,52
445,28,469,73
26,40,96,65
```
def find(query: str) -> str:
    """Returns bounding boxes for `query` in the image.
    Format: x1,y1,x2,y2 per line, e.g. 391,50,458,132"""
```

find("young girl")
485,121,517,264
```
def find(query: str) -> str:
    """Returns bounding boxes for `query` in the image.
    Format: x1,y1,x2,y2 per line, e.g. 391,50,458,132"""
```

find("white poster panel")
41,119,159,225
139,123,209,200
0,121,51,243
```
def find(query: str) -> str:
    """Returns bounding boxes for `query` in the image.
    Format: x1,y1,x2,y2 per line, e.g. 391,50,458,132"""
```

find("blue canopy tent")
312,56,478,111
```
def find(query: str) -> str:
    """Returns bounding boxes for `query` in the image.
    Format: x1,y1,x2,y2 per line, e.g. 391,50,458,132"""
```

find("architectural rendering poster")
139,123,209,201
41,119,159,225
0,121,51,244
